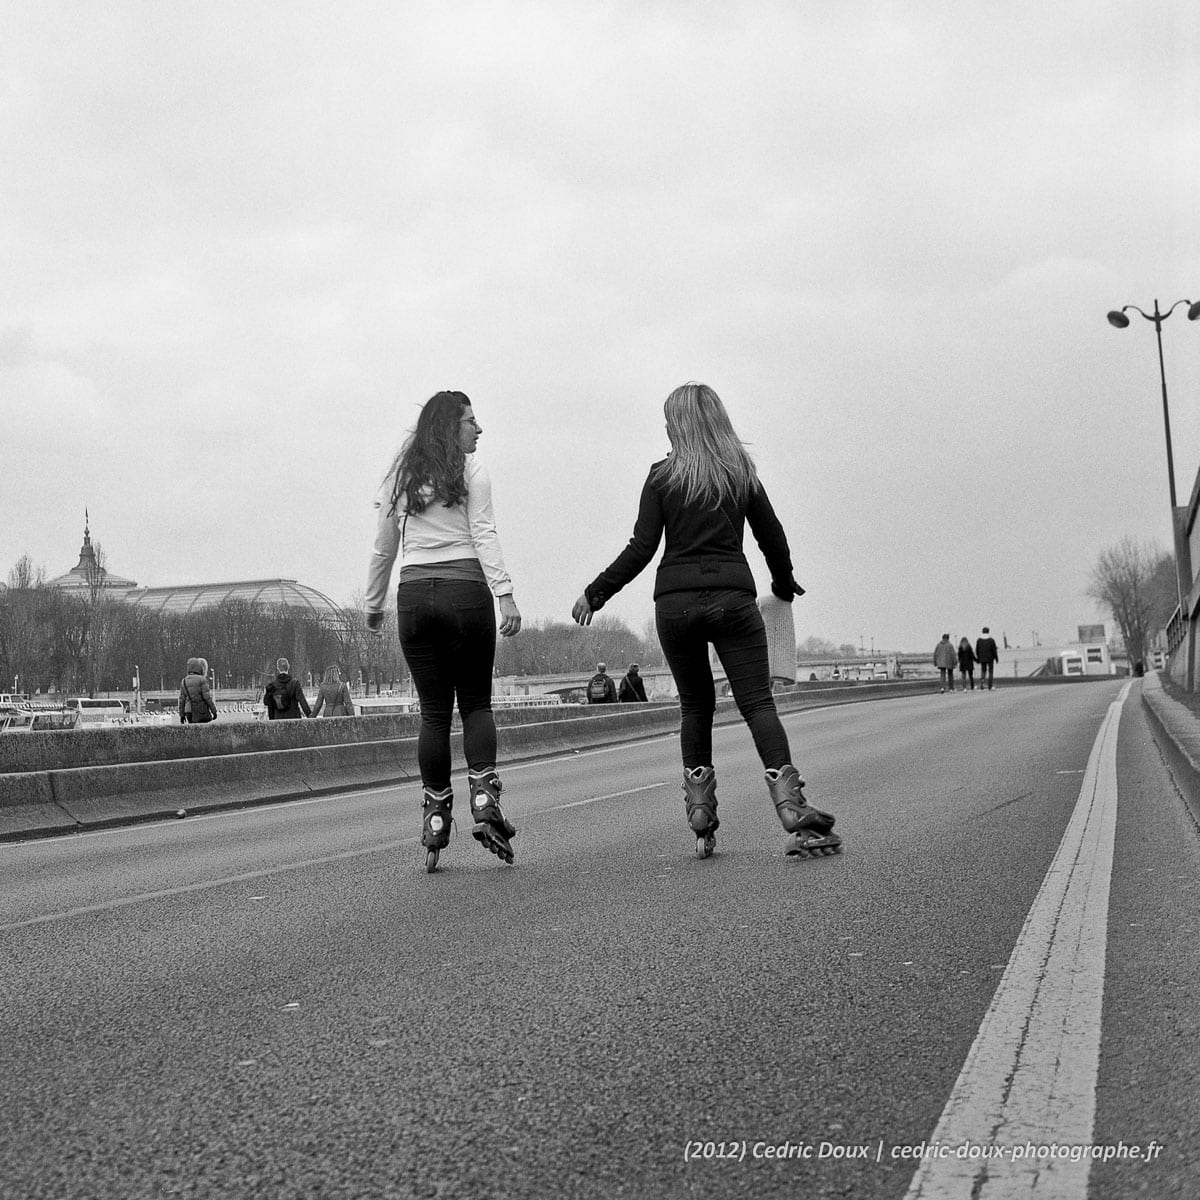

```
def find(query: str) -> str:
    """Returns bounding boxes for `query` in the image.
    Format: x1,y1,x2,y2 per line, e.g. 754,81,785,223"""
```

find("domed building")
48,517,353,635
46,515,140,595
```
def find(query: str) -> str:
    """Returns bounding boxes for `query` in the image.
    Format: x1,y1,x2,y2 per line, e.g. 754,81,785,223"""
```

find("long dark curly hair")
385,391,471,516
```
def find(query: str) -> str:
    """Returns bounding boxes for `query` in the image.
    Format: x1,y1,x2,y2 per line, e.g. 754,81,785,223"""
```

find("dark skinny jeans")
396,579,497,790
655,588,791,772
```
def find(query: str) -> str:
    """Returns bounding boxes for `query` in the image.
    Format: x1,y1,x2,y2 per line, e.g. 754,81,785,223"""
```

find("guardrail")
0,678,946,841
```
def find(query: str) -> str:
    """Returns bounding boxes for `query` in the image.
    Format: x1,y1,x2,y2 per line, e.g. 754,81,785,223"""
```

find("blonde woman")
572,383,840,859
312,665,353,717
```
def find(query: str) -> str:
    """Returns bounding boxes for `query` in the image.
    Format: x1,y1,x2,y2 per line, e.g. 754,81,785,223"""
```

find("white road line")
904,681,1130,1199
0,839,411,931
542,783,668,812
0,781,671,931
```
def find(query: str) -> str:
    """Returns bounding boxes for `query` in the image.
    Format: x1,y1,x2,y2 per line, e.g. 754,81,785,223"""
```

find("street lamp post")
1107,297,1200,635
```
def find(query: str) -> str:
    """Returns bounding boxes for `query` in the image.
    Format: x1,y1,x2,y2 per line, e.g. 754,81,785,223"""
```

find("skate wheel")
697,834,715,859
425,848,440,873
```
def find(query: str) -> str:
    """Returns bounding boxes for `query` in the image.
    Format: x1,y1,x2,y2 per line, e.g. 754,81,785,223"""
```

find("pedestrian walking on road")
572,381,840,859
619,663,648,702
265,658,311,720
933,634,957,692
179,657,217,724
312,665,354,717
366,389,522,871
957,637,977,691
976,626,999,690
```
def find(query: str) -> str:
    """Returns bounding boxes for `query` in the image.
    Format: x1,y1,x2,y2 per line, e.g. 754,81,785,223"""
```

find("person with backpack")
586,662,618,704
264,657,311,720
572,381,840,860
178,657,217,724
365,390,523,871
618,663,648,702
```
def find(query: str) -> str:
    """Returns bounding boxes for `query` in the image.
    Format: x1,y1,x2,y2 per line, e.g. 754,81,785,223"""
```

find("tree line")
1,555,661,697
4,536,1177,697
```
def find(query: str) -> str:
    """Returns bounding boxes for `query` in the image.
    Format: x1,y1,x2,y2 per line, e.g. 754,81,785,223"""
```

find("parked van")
64,697,128,725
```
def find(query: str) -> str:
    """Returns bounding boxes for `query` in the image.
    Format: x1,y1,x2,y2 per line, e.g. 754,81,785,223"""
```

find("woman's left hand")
571,594,593,626
498,594,522,637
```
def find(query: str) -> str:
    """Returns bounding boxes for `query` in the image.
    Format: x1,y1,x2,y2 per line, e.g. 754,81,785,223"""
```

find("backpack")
587,675,610,702
269,681,291,712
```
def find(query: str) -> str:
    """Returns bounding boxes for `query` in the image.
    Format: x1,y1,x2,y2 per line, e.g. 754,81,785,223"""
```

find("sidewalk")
1141,671,1200,825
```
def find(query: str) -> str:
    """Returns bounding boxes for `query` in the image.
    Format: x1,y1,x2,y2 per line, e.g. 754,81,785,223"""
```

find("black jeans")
396,579,497,790
655,588,791,771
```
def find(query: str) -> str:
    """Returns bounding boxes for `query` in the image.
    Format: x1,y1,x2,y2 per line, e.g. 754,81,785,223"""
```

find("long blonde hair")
653,382,759,507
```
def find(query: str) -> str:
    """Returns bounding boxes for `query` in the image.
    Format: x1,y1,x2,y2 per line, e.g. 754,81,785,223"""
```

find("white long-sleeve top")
366,454,514,612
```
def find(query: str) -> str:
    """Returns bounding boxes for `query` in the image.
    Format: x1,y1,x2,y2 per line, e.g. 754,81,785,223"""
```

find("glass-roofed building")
48,519,351,631
124,579,346,619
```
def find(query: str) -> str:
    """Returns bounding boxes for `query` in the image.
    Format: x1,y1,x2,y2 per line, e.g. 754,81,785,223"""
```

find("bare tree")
1087,537,1177,668
7,554,46,590
798,636,839,657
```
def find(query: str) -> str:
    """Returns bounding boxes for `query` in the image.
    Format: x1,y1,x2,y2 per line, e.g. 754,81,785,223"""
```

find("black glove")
366,610,384,632
771,577,806,602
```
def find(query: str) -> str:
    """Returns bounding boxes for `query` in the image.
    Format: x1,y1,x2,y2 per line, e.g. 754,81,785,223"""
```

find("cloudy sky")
3,1,1199,654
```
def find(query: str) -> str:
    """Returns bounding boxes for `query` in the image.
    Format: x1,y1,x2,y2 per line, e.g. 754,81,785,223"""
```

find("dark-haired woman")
572,382,840,859
366,390,522,871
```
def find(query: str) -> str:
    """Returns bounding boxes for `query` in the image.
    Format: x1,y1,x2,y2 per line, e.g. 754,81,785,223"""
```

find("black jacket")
975,637,999,666
265,672,312,720
619,671,648,702
585,461,800,609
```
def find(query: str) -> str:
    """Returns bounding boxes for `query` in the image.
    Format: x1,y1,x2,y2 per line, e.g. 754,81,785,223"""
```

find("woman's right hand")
498,594,522,637
571,594,593,626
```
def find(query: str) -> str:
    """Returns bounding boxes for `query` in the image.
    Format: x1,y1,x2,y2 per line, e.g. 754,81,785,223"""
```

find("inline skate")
421,786,454,873
765,765,842,857
469,770,516,865
682,766,719,858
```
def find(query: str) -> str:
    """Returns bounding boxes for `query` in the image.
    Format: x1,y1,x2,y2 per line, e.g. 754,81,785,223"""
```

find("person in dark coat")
265,657,311,719
933,634,956,693
957,637,977,691
975,627,999,691
179,657,217,724
312,664,354,717
619,664,648,702
586,663,618,704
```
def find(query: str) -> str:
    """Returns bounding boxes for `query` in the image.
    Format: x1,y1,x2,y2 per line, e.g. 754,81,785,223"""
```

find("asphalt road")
2,681,1197,1200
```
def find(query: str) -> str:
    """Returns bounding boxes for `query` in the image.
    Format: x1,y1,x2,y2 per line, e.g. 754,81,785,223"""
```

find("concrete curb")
1141,670,1200,825
0,677,997,841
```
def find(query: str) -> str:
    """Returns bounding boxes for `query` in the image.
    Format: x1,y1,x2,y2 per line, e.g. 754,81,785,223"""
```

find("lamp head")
1106,310,1130,328
1188,301,1200,321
